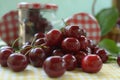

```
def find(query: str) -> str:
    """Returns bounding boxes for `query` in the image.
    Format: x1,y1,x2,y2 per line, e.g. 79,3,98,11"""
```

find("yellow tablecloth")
0,63,120,80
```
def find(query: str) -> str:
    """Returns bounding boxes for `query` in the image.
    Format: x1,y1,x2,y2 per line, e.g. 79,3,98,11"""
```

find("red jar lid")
18,2,44,9
18,2,58,10
44,3,58,10
0,10,19,46
65,13,101,44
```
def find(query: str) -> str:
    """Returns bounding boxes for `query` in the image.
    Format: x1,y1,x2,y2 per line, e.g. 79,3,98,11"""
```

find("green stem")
25,48,32,56
62,18,68,26
24,45,45,56
31,36,36,46
11,37,20,48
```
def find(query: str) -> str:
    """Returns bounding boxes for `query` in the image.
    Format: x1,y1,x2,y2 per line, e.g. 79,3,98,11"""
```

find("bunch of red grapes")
0,25,118,78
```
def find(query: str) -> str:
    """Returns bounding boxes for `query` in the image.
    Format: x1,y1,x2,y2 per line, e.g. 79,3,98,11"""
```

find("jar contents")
24,9,52,42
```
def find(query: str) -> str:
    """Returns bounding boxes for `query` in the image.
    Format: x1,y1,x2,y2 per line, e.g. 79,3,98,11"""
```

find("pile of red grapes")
0,25,116,78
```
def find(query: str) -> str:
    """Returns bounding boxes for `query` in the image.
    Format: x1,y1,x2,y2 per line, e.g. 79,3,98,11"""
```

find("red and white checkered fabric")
0,10,19,46
65,13,101,43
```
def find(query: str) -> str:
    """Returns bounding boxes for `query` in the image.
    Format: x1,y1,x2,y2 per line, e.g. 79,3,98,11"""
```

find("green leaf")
98,38,119,54
96,7,119,36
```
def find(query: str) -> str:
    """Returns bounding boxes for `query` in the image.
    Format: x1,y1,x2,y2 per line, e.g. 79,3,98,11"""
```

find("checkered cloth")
0,10,19,46
65,13,101,44
0,63,119,80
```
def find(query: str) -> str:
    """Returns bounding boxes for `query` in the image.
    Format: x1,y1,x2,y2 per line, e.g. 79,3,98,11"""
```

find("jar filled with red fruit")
18,2,58,46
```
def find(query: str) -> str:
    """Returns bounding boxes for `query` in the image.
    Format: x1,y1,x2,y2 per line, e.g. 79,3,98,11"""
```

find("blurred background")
0,0,112,19
0,0,120,47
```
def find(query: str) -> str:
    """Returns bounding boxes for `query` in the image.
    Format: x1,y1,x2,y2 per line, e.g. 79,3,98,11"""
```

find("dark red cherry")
82,47,92,54
63,25,86,38
52,49,64,57
20,45,32,63
74,51,87,67
78,35,88,51
92,46,100,54
20,45,32,55
45,29,63,46
62,37,80,52
34,38,45,46
7,53,28,72
81,54,103,73
0,46,14,52
34,32,45,40
63,54,77,71
96,49,108,63
0,49,13,67
43,56,66,78
29,48,46,67
41,43,53,57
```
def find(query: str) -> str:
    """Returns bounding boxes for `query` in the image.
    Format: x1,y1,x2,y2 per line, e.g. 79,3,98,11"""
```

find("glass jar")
18,2,58,47
42,3,58,30
43,4,65,30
